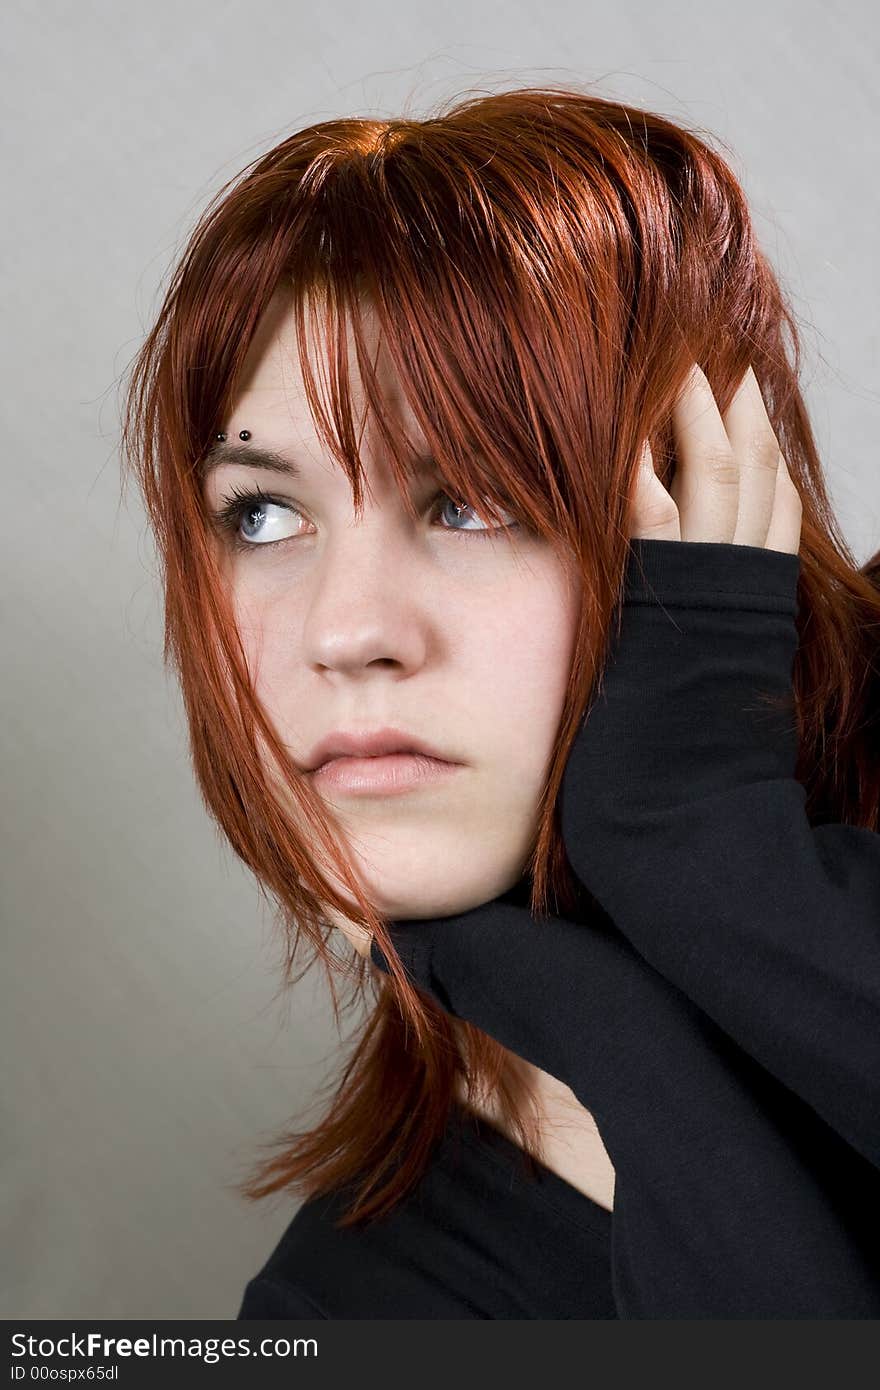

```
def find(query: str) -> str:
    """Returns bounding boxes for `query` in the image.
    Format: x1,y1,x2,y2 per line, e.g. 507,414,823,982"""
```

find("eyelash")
209,485,521,554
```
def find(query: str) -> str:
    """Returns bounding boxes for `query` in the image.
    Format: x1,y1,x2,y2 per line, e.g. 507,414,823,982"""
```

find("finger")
721,365,784,548
671,363,740,543
628,439,681,542
762,452,803,556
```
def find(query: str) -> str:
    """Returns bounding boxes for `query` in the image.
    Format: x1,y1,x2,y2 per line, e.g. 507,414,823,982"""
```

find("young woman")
120,85,880,1318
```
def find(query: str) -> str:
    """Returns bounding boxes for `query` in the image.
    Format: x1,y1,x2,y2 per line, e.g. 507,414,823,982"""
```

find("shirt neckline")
449,1097,614,1240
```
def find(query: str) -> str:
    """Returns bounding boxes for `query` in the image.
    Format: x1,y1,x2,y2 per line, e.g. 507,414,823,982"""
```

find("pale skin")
207,294,803,1212
330,360,804,1210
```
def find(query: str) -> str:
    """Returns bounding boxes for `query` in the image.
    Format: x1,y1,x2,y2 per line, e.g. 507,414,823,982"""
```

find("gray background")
3,0,878,1321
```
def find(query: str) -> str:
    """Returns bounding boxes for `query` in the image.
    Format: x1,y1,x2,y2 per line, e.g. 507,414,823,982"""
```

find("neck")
452,1040,616,1212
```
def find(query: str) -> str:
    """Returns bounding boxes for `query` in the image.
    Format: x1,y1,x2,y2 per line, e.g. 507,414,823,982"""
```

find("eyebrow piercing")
215,429,252,441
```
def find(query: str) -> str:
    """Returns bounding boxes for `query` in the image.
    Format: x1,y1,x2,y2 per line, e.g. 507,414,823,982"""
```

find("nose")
301,512,431,679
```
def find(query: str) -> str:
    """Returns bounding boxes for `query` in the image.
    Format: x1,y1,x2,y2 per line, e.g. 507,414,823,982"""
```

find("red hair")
119,83,880,1227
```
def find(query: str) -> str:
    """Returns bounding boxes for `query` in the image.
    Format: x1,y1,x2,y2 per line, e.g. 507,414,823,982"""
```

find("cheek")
231,584,265,651
231,585,298,703
470,569,578,778
481,572,575,733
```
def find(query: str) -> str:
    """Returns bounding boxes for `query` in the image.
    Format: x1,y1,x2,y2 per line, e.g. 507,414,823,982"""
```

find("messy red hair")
119,83,880,1227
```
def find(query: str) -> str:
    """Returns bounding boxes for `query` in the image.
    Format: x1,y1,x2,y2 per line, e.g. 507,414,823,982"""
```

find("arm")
560,536,880,1169
371,892,880,1315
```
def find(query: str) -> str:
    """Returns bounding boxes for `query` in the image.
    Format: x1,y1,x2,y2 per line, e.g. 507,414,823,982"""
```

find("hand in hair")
630,361,802,555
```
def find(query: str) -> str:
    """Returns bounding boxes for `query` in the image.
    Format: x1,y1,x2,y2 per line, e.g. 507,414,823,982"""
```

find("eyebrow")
200,441,302,479
200,440,440,482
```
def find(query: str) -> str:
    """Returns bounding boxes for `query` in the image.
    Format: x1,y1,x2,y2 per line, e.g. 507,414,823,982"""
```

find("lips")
304,726,457,773
310,751,461,796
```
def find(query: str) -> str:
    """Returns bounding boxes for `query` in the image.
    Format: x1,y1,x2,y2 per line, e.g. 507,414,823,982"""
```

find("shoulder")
231,1141,505,1320
234,1183,431,1321
237,1188,360,1320
237,1271,327,1320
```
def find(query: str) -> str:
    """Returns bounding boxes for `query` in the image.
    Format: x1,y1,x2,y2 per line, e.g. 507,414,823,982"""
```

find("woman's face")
203,290,581,922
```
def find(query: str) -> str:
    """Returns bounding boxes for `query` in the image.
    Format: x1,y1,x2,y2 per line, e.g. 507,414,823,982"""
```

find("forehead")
232,286,422,438
204,292,436,488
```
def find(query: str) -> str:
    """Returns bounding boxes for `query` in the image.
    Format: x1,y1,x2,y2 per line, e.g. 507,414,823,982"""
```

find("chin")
370,877,523,924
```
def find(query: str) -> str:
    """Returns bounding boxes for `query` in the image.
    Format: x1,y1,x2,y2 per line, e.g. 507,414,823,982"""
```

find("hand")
631,362,802,555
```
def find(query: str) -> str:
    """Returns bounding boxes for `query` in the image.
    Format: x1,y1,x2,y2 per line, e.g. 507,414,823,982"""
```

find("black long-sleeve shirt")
237,1096,616,1319
237,538,880,1319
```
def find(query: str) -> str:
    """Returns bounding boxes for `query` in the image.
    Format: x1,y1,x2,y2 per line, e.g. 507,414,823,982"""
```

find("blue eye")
209,486,519,553
207,486,305,550
433,493,518,535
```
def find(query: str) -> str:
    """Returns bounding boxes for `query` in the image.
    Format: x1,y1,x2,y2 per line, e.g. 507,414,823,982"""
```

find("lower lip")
309,752,461,795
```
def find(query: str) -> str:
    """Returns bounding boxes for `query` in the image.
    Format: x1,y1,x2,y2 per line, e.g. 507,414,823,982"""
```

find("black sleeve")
370,895,880,1315
558,537,880,1170
237,1275,328,1320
